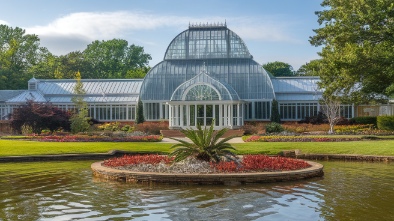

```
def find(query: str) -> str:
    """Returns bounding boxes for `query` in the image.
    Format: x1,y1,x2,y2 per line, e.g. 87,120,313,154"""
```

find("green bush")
377,116,394,131
265,122,284,133
351,116,377,126
121,124,134,132
241,124,259,135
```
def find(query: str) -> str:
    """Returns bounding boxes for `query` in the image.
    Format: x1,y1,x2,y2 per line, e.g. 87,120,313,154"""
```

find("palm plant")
169,120,237,163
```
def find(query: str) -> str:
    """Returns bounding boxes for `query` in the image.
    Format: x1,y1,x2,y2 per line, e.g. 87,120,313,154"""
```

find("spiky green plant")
169,120,237,163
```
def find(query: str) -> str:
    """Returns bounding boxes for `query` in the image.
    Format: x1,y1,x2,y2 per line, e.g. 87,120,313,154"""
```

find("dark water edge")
0,160,393,221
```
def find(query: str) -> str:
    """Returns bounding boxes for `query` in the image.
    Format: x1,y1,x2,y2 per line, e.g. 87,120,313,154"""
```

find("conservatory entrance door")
168,102,244,130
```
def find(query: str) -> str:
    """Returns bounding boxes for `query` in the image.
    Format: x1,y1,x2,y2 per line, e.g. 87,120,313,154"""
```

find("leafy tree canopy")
310,0,394,103
82,39,152,79
0,25,152,89
0,25,49,89
262,61,295,77
296,59,321,76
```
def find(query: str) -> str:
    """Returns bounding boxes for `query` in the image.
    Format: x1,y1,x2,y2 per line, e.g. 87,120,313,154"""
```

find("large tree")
82,39,152,79
0,25,49,89
262,61,295,77
310,0,394,103
296,59,321,76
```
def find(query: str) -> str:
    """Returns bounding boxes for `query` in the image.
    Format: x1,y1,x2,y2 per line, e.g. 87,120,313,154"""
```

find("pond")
0,160,393,221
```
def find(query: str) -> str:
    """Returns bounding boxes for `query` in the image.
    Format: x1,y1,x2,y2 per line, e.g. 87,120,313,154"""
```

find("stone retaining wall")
91,161,324,185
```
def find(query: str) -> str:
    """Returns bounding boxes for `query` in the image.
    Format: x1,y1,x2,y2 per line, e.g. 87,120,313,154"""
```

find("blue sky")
0,0,324,70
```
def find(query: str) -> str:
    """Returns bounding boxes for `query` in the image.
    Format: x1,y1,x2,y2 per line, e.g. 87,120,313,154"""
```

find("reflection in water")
0,161,393,220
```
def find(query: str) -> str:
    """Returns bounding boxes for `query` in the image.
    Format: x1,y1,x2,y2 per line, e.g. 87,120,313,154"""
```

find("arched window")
185,85,220,101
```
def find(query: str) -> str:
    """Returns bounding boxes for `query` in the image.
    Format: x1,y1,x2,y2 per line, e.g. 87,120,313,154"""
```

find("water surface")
0,160,393,220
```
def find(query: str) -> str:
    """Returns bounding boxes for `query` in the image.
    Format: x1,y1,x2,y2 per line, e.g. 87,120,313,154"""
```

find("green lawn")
1,139,394,157
232,141,394,156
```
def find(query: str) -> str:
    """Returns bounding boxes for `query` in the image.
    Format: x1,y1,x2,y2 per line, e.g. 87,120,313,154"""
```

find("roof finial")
202,61,208,74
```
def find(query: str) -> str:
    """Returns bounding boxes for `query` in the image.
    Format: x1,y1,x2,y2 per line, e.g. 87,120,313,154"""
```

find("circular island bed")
91,161,324,185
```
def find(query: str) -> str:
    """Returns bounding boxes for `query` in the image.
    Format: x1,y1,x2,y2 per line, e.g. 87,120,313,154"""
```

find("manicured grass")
1,139,394,157
0,140,172,156
233,140,394,156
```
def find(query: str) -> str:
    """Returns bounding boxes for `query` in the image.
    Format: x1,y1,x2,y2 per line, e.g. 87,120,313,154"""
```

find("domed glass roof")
164,23,252,60
140,24,275,102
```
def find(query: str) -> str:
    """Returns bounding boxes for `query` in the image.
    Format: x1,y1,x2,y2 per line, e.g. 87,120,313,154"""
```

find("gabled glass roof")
271,77,323,101
164,24,252,60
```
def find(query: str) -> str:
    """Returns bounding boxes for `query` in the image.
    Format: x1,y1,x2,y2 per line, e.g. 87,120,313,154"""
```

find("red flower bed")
103,154,311,173
103,154,173,167
29,135,162,142
211,155,310,172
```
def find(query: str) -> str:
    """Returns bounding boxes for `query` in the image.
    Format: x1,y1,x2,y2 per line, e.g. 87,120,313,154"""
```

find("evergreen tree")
70,71,90,133
135,98,145,124
270,99,281,123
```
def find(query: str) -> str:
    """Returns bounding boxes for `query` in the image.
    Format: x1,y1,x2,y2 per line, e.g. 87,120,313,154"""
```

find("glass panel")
197,105,204,126
215,105,219,126
183,105,187,126
206,105,213,126
189,105,195,126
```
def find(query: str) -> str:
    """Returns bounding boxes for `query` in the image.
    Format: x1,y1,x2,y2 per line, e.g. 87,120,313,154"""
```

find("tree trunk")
328,124,334,134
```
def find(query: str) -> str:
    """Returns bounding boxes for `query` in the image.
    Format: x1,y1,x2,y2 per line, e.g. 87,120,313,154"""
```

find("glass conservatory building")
140,23,276,129
2,23,373,130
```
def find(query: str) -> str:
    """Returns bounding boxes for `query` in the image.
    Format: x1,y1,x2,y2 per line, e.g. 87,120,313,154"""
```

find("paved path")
161,137,245,143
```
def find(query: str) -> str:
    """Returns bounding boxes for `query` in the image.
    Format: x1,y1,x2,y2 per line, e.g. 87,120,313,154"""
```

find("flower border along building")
0,23,391,129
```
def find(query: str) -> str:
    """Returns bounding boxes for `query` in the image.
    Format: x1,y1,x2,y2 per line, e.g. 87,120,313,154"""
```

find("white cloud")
0,20,9,25
22,11,300,58
26,11,188,40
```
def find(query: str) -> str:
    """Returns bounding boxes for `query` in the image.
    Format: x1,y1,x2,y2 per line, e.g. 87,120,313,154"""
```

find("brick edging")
91,161,324,185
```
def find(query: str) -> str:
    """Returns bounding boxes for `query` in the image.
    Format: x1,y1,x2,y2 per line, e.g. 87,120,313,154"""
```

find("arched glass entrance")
168,67,244,129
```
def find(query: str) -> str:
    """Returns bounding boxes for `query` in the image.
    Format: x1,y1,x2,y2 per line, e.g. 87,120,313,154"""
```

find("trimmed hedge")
351,116,377,126
377,116,394,131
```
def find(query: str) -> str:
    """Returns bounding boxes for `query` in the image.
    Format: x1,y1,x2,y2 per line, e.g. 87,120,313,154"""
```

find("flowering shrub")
334,124,375,134
135,122,168,135
97,122,121,131
283,124,330,133
243,135,361,142
28,134,163,142
103,154,173,167
283,123,394,135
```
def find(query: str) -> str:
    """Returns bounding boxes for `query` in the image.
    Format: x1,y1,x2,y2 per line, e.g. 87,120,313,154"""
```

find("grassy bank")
1,139,394,157
233,141,394,156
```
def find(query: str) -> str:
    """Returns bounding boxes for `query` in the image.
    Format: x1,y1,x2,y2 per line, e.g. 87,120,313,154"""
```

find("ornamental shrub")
351,116,377,126
377,116,394,131
11,100,71,134
270,99,281,123
265,122,284,133
241,124,259,135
